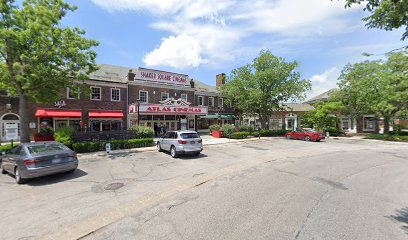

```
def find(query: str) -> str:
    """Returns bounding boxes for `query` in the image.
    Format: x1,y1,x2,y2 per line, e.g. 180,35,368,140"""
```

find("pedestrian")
154,123,158,137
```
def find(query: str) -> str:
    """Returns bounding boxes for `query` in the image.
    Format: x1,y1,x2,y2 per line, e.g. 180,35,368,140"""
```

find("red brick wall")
128,84,195,104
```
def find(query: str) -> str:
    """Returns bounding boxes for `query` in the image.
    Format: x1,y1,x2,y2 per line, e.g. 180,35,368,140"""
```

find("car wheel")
157,142,162,152
15,167,26,184
170,146,178,158
286,135,292,139
304,136,311,141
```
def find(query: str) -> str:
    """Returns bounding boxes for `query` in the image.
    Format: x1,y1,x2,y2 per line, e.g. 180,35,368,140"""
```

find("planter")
34,135,54,142
212,130,222,138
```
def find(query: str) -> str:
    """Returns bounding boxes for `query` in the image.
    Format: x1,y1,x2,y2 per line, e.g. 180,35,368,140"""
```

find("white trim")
90,86,102,101
208,97,214,107
67,87,74,99
129,80,194,91
363,114,376,131
198,96,204,106
139,90,149,103
218,97,224,108
111,88,121,102
161,92,170,101
0,113,20,120
181,94,188,101
83,79,127,88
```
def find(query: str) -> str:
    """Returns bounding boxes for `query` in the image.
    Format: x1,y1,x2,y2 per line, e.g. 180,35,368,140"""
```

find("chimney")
190,79,195,88
128,69,135,81
216,73,226,87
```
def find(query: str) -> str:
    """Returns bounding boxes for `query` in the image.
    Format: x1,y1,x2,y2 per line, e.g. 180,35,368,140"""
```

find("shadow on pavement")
26,169,88,186
388,207,408,234
178,153,208,160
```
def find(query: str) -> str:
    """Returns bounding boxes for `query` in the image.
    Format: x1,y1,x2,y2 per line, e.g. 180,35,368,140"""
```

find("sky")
63,0,406,100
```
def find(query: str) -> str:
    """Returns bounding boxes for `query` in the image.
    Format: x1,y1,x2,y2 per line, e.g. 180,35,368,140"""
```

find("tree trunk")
19,93,30,143
383,116,390,134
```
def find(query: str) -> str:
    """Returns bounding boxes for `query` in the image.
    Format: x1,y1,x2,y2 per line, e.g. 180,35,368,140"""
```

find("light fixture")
6,103,11,111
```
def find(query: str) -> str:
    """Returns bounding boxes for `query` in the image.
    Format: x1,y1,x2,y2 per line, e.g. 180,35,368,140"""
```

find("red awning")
89,110,124,118
35,109,82,118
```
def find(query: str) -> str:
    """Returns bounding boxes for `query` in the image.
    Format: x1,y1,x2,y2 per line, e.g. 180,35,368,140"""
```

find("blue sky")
63,0,405,99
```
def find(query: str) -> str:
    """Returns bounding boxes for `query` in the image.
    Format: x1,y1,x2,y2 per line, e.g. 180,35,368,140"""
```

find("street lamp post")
134,99,141,126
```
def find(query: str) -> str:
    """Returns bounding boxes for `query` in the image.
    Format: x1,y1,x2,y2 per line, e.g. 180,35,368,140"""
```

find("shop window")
91,120,101,132
90,120,122,132
181,94,188,101
161,92,169,101
153,115,164,120
111,88,120,101
208,97,214,107
341,117,349,130
111,121,122,131
140,115,152,121
198,96,204,106
90,87,101,101
165,115,176,120
67,87,80,99
270,119,282,130
218,98,224,107
139,90,148,103
363,116,375,131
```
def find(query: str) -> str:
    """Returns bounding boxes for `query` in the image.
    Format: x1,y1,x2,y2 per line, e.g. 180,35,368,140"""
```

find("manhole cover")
104,182,124,191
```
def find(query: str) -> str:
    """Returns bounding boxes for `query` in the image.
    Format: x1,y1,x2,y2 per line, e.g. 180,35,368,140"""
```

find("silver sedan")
0,142,78,184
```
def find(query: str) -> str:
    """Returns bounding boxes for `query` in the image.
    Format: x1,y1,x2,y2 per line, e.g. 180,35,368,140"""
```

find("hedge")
229,132,250,139
72,138,154,153
253,129,289,137
0,144,18,153
365,134,408,142
389,131,408,136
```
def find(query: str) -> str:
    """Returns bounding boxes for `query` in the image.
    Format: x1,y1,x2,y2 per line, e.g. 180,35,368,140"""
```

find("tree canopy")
301,101,345,132
0,0,99,142
341,0,408,41
221,50,311,128
335,51,408,132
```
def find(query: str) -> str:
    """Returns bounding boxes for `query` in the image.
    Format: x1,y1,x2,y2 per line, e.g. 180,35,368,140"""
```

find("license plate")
190,141,195,144
52,158,62,164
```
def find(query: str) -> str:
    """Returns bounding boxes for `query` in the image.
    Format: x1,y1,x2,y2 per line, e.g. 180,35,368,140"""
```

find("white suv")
157,131,203,158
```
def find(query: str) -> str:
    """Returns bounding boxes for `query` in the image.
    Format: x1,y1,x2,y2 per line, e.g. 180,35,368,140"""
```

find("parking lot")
1,137,408,240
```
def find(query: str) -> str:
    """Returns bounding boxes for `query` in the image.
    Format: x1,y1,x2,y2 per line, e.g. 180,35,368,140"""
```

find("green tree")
0,0,99,142
221,50,311,129
340,0,408,41
336,51,408,133
302,101,345,131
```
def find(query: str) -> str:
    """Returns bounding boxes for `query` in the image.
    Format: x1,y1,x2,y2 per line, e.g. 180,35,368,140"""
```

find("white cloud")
308,67,341,99
91,0,361,69
143,33,205,68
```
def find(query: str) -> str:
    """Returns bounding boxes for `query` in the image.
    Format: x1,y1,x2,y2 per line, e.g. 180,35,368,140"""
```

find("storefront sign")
135,68,189,85
54,100,66,108
29,122,36,129
131,104,208,115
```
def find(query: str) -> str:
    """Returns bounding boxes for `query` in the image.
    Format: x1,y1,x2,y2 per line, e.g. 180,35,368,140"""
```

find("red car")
285,129,325,142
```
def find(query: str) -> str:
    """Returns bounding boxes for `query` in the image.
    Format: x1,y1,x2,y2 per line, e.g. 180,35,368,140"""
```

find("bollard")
106,143,111,154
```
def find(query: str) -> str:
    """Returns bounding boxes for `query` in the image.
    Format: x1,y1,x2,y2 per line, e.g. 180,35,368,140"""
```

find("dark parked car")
0,142,78,184
285,129,325,142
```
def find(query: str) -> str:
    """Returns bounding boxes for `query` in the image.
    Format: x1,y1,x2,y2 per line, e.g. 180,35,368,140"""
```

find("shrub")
253,129,289,137
129,125,154,138
365,134,408,142
324,127,344,137
389,130,408,136
36,127,54,137
54,127,75,147
72,138,154,153
0,144,18,153
209,124,221,131
229,132,249,139
221,124,235,137
239,125,254,133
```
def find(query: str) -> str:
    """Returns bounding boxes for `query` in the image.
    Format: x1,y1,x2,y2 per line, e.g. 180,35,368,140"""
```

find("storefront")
196,113,236,131
35,108,125,132
129,98,208,131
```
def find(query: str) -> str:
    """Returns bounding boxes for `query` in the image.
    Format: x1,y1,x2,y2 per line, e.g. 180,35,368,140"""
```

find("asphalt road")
1,138,407,240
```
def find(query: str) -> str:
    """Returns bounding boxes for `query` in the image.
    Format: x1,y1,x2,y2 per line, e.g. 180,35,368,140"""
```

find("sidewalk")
79,135,272,158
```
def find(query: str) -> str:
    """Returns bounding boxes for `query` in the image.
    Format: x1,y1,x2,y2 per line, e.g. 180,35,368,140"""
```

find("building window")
270,119,282,130
208,97,214,107
218,97,224,107
111,88,120,101
198,96,204,106
139,90,148,103
363,115,375,131
90,120,122,132
90,87,101,101
67,87,80,99
181,94,188,101
161,92,169,101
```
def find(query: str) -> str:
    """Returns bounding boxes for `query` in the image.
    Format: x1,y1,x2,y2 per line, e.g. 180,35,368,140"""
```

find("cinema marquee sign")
136,68,189,85
129,104,208,115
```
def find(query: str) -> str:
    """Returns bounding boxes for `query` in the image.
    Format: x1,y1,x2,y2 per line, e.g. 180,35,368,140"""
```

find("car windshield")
180,133,199,139
27,143,70,155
